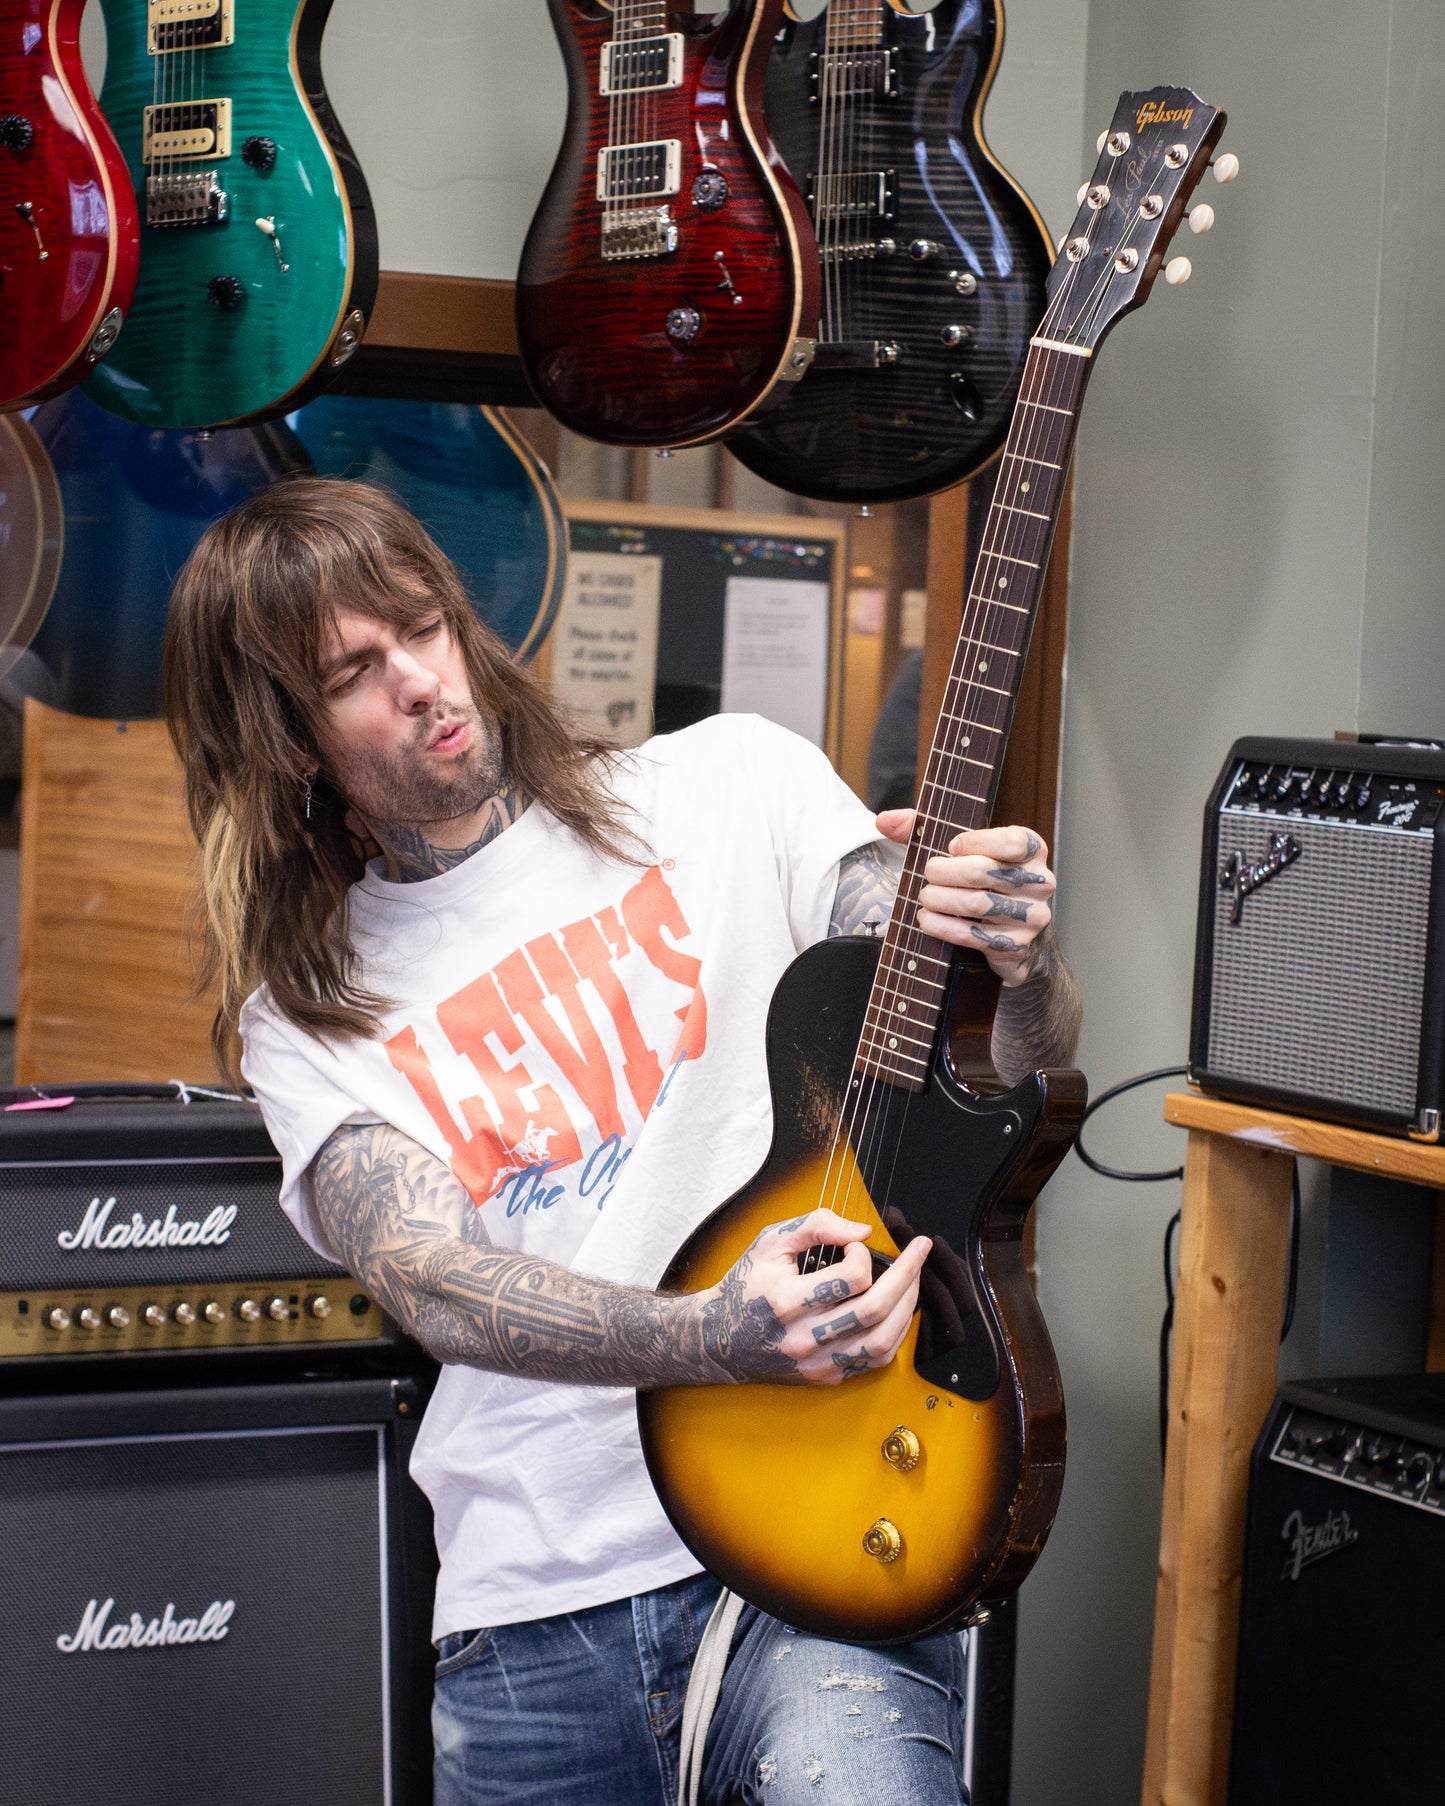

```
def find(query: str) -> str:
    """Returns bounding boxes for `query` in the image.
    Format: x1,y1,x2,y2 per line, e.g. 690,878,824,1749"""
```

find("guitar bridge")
601,206,678,261
810,339,903,371
146,171,229,229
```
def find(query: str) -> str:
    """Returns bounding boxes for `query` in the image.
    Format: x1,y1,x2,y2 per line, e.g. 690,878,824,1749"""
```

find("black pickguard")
728,0,1052,503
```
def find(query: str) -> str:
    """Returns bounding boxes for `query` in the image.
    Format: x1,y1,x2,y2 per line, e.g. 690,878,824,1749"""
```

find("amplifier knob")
267,1297,289,1321
308,1295,333,1319
44,1306,70,1331
106,1305,131,1330
236,1298,262,1323
142,1304,167,1328
77,1307,102,1331
1355,784,1372,811
173,1301,197,1326
202,1300,226,1325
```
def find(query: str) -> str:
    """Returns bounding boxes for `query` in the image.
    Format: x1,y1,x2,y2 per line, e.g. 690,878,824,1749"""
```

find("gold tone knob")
267,1297,289,1321
44,1306,70,1331
203,1300,226,1325
236,1298,261,1323
308,1295,333,1319
78,1307,102,1331
142,1304,167,1328
881,1427,921,1472
106,1305,131,1329
862,1518,903,1564
173,1302,197,1326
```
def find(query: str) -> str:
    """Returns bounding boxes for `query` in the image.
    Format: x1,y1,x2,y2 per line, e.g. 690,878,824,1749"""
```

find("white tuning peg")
1187,203,1216,235
1164,255,1193,286
1077,181,1091,204
1097,130,1109,152
1211,152,1241,184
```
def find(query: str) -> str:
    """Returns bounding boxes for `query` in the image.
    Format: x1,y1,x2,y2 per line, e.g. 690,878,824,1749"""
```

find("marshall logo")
56,1197,237,1252
1219,832,1301,924
1280,1506,1359,1582
1136,99,1195,132
56,1596,235,1653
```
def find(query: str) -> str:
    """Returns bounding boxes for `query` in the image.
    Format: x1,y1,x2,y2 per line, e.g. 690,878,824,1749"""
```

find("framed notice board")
556,499,847,763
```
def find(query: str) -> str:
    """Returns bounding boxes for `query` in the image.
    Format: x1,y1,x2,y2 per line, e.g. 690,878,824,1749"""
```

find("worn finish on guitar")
0,0,139,410
82,0,376,429
728,0,1052,504
518,0,819,448
639,938,1082,1643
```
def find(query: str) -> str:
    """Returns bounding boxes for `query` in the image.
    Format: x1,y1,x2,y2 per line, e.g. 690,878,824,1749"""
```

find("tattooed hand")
875,815,1056,987
693,1209,931,1386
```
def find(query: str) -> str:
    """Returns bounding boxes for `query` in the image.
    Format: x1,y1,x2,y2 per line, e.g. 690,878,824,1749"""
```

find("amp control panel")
1270,1403,1445,1519
0,1280,389,1360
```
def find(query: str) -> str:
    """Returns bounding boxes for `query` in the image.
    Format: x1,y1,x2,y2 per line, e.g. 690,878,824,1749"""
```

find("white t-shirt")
241,714,881,1637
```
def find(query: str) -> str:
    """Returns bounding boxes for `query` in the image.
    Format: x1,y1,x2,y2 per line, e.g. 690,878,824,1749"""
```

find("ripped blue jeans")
432,1571,971,1805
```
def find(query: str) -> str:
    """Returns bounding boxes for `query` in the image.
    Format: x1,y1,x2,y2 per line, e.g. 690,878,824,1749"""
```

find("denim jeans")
433,1572,972,1805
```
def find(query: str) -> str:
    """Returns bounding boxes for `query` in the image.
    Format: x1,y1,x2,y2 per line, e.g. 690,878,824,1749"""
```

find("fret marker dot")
907,959,917,971
977,660,987,673
1020,481,1030,493
889,1036,898,1049
896,1001,907,1013
962,736,971,747
997,577,1008,589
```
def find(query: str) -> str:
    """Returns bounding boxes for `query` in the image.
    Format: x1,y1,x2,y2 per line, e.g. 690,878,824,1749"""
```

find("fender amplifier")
1189,737,1445,1138
0,1085,393,1363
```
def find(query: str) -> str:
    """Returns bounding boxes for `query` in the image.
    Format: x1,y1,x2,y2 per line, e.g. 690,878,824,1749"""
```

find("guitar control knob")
202,1300,226,1325
666,306,703,344
78,1307,102,1332
939,324,972,347
106,1305,131,1329
207,274,246,311
142,1304,167,1328
240,134,278,172
309,1295,333,1319
949,372,983,421
267,1297,290,1321
173,1301,197,1326
0,115,35,153
44,1306,70,1331
691,169,728,211
947,269,977,296
881,1427,921,1471
862,1518,903,1564
236,1298,262,1323
908,238,941,262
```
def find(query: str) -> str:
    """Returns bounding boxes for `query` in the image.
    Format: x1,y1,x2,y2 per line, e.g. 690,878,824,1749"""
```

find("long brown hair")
163,478,640,1072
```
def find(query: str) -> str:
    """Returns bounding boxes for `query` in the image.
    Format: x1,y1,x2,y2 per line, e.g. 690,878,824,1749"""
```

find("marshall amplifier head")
0,1086,392,1363
1189,736,1445,1139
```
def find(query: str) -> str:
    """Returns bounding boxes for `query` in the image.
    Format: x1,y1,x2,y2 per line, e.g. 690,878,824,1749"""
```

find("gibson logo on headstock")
1135,99,1195,132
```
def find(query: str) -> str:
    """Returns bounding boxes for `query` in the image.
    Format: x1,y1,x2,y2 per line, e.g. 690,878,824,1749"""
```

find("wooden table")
1139,1090,1445,1806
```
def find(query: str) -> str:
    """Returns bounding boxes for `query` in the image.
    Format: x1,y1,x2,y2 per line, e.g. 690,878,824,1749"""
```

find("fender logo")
1220,832,1301,924
1136,100,1195,132
1280,1506,1358,1581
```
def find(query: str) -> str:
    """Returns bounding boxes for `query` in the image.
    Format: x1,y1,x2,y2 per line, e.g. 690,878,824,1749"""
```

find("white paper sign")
551,551,661,746
720,575,830,746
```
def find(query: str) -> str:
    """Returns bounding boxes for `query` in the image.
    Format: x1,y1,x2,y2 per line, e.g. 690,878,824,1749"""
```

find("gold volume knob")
881,1427,921,1471
862,1518,903,1564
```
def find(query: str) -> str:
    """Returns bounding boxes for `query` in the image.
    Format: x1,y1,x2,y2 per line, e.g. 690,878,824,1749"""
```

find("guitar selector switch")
881,1426,921,1471
862,1518,903,1564
207,274,246,311
0,115,35,153
692,169,728,211
666,306,703,345
240,135,278,172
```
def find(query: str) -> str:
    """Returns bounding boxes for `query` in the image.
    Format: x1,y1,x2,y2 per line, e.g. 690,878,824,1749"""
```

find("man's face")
314,604,505,831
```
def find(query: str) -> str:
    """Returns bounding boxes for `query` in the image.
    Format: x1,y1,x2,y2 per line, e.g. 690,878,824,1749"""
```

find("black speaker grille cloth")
1207,813,1429,1115
0,1424,387,1802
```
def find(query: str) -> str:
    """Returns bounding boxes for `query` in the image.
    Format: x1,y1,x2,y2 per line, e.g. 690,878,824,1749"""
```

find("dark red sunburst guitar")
639,86,1233,1645
0,0,139,410
517,0,819,448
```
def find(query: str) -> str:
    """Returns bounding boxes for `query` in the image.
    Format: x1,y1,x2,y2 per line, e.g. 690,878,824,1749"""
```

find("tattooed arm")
835,821,1083,1086
309,1122,930,1387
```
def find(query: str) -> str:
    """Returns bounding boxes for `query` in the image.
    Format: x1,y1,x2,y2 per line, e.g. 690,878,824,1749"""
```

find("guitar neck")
857,340,1092,1090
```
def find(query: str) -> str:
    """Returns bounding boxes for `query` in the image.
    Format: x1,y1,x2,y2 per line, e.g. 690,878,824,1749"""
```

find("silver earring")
304,772,314,821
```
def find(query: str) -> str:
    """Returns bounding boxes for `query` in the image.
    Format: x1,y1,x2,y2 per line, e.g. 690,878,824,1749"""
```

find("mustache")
408,699,484,747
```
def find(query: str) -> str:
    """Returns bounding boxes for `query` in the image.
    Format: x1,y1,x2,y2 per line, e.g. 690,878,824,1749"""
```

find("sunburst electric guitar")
639,87,1232,1645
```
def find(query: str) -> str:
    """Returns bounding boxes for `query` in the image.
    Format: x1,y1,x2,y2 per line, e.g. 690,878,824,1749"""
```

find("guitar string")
816,1,836,340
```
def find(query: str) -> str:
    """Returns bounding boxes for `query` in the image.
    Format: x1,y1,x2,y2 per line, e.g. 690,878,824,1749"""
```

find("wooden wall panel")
17,702,219,1085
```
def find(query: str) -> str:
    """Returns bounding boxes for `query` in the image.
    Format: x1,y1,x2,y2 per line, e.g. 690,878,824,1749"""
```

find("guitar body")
638,935,1085,1644
0,0,139,410
516,0,819,448
83,0,376,429
727,0,1052,504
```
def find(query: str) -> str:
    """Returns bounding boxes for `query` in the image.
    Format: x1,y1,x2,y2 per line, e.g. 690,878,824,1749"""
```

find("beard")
328,700,507,830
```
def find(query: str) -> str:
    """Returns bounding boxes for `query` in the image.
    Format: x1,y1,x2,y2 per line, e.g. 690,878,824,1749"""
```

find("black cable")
1074,1066,1188,1182
1158,1209,1181,1467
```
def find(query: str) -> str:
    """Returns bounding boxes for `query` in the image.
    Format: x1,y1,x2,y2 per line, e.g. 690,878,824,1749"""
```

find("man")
164,479,1080,1806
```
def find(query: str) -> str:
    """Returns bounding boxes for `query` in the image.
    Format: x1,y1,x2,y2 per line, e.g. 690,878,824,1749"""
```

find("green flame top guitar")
82,0,376,429
638,87,1235,1645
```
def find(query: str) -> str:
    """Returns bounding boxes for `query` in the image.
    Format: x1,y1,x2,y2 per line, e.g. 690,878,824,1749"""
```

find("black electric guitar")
639,87,1232,1645
726,0,1053,505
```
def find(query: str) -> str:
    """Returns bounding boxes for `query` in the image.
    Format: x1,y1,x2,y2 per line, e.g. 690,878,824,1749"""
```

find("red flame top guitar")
517,0,820,449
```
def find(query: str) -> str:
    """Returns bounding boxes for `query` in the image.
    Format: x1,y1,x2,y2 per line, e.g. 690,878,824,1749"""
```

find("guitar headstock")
1042,88,1231,353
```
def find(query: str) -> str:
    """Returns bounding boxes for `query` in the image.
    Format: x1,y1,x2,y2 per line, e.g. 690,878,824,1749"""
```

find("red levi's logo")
384,866,708,1208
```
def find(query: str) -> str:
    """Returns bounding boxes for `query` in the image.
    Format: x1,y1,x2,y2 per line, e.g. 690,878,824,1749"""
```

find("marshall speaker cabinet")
1229,1375,1445,1805
0,1086,397,1366
0,1377,436,1805
1190,737,1445,1138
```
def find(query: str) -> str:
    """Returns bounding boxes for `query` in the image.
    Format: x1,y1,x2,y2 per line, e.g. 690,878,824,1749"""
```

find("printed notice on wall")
551,551,662,747
720,575,830,746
